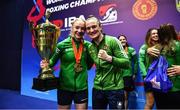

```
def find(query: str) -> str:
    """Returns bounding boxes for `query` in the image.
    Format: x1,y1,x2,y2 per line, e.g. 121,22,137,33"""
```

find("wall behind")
0,0,25,90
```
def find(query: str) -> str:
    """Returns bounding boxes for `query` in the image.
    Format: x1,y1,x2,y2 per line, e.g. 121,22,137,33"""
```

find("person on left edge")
118,34,138,110
86,15,130,109
40,18,93,110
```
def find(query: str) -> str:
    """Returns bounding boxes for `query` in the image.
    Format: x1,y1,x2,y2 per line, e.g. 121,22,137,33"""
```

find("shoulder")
104,35,120,46
139,44,147,54
128,47,136,55
84,40,92,46
139,44,148,50
105,35,117,41
175,40,180,46
128,47,136,51
175,40,180,52
56,37,71,48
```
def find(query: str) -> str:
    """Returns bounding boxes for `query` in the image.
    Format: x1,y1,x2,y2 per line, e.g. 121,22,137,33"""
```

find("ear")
99,26,102,32
70,27,74,36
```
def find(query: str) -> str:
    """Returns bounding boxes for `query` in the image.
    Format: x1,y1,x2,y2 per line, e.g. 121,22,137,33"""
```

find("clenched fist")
98,49,112,62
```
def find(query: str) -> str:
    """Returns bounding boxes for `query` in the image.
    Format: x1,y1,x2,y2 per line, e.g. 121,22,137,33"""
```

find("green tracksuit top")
161,41,180,92
49,35,93,92
123,47,138,77
88,35,130,90
139,44,152,77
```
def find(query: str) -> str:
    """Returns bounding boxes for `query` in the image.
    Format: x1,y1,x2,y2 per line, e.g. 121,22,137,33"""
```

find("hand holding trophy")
29,10,60,91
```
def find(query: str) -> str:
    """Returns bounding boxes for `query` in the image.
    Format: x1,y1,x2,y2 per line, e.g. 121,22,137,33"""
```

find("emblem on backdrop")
98,4,123,25
132,0,158,20
99,4,117,23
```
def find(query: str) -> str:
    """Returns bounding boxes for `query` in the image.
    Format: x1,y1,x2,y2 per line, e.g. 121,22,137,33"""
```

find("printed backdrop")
21,0,180,108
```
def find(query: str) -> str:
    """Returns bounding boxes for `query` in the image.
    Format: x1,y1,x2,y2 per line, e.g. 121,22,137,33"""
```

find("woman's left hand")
167,65,180,77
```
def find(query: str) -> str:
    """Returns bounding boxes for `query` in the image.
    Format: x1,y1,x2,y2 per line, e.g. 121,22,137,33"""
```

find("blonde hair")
86,15,101,27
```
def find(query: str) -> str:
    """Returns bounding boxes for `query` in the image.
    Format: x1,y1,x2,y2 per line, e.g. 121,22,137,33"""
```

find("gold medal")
74,63,83,73
72,38,84,73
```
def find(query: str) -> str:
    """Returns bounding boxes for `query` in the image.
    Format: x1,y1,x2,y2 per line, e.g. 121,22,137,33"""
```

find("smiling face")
146,28,159,47
118,35,127,47
85,17,102,40
71,19,86,40
150,29,159,42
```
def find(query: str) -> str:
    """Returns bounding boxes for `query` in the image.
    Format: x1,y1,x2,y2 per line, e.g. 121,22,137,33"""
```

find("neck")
150,40,158,46
123,45,126,49
124,46,128,53
94,33,104,45
72,36,81,42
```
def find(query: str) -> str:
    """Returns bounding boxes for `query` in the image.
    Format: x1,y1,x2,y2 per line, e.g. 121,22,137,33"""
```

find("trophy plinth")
32,77,59,91
32,68,59,91
29,11,60,91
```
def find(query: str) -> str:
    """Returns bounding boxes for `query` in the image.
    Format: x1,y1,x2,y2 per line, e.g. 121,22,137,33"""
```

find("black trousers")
92,88,125,109
154,91,180,109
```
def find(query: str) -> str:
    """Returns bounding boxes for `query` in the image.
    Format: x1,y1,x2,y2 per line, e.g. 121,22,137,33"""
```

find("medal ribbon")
72,38,83,64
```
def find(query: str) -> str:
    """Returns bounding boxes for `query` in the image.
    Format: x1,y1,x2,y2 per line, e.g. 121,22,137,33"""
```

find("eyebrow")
86,25,97,28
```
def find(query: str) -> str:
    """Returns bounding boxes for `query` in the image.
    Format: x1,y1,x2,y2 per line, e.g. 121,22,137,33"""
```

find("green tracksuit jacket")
49,35,93,92
161,41,180,92
139,44,153,77
88,35,130,90
123,47,138,77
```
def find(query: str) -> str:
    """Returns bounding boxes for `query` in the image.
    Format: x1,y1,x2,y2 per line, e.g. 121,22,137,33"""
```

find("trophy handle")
29,22,36,37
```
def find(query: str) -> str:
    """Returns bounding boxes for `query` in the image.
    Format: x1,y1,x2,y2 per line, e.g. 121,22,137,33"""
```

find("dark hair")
158,23,177,45
118,34,129,47
158,23,178,55
145,28,158,47
167,23,177,40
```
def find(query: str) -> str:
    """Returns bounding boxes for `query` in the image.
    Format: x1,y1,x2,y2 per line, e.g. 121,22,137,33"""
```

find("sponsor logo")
99,4,117,23
117,101,122,109
132,0,158,20
99,4,123,25
62,4,123,31
176,0,180,13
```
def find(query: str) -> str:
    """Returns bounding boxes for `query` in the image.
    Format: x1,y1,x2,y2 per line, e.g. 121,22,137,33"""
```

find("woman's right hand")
40,59,49,69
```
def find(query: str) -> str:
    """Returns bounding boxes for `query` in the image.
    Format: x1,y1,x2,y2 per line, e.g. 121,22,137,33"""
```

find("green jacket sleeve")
131,48,138,75
111,37,130,69
85,41,94,70
122,47,138,77
175,41,180,65
138,44,147,77
49,43,62,67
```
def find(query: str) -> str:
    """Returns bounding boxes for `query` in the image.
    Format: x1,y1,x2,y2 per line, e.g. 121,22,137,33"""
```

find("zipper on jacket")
74,72,77,92
97,44,104,90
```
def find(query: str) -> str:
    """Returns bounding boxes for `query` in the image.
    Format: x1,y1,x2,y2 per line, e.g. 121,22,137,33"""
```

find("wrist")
106,55,112,62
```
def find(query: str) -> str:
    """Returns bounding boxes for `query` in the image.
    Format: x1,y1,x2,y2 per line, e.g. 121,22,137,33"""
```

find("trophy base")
32,77,59,91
